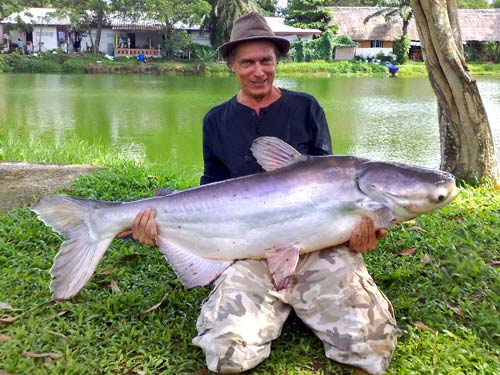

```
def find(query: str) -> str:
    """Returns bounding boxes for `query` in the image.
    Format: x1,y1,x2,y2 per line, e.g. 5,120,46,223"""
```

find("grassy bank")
1,141,499,374
1,52,499,77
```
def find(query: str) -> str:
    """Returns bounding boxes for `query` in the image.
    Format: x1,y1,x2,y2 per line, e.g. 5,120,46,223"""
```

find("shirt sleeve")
308,98,333,156
200,115,231,185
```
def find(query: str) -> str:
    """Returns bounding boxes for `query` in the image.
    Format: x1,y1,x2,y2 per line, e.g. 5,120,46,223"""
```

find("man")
126,12,397,375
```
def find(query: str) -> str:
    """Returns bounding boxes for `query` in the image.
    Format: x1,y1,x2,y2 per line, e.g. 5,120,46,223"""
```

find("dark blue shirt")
200,88,332,185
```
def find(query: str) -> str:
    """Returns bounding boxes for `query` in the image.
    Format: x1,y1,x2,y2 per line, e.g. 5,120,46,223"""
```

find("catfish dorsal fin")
250,136,305,172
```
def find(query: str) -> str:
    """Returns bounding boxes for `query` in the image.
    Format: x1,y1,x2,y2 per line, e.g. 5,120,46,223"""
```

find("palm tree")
205,0,257,49
363,0,413,37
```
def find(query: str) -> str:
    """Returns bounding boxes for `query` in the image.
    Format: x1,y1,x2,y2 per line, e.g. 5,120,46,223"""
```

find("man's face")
230,40,278,100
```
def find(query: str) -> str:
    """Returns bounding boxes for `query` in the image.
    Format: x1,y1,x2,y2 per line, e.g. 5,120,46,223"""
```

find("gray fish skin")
32,137,459,300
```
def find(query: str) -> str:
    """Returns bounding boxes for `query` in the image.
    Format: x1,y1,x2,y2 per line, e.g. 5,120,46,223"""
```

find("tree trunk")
94,9,104,54
410,0,499,184
86,21,94,53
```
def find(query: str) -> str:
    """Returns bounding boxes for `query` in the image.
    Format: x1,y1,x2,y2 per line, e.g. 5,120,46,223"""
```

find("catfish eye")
438,195,445,201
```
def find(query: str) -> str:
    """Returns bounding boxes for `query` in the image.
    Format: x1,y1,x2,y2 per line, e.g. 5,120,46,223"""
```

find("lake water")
0,73,499,174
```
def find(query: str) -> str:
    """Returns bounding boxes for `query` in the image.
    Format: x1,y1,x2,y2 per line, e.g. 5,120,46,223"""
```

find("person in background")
123,12,398,375
16,38,24,55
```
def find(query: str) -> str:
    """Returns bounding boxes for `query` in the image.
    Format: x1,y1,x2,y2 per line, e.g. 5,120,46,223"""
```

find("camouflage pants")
192,246,398,375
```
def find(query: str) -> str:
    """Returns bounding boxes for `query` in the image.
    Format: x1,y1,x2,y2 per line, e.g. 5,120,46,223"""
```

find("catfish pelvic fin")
265,244,301,290
157,236,233,288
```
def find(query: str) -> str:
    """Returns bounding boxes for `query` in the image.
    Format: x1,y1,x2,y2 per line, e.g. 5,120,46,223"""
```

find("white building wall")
32,26,58,51
190,30,210,46
355,47,393,58
80,29,115,53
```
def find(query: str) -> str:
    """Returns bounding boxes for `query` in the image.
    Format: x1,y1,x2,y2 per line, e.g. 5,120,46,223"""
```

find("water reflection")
0,74,498,172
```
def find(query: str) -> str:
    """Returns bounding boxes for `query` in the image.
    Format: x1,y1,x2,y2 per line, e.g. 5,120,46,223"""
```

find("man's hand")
349,217,387,253
117,208,158,246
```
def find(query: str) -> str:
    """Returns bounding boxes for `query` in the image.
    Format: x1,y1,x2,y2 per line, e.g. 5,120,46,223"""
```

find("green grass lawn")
1,162,499,375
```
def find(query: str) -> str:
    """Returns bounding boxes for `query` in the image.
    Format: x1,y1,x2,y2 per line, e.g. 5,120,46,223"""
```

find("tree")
204,0,257,49
255,0,278,15
56,0,112,53
285,0,332,31
362,1,413,63
1,1,26,20
410,0,499,183
363,1,413,37
0,1,55,20
125,0,211,55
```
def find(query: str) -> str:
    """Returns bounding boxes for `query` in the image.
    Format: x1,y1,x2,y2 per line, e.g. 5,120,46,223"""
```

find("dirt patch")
0,162,100,214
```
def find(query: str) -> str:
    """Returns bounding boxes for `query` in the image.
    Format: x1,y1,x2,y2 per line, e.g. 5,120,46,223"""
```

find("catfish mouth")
396,184,460,218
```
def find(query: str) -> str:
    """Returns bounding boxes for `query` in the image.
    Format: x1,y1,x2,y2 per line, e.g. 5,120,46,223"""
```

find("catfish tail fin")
32,195,117,301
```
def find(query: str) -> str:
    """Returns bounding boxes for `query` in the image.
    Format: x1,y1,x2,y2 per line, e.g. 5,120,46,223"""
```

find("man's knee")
194,332,270,373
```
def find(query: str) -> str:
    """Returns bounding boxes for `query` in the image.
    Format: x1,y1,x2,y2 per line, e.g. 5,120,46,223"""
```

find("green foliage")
0,55,9,72
278,59,387,76
3,53,63,73
393,35,410,65
292,28,335,62
191,43,217,68
162,29,192,55
61,57,88,73
285,0,332,31
457,0,489,8
333,34,356,47
204,0,256,48
464,41,500,63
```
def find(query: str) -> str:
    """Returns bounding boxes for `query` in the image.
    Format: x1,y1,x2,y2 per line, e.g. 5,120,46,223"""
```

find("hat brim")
218,36,290,60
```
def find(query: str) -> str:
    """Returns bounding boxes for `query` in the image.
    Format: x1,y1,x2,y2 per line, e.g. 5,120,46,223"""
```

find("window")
370,40,384,48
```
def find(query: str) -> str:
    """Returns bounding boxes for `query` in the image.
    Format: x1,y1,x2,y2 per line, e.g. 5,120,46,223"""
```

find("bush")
293,29,336,62
393,36,410,65
333,34,356,47
0,55,8,72
62,57,87,73
191,43,217,63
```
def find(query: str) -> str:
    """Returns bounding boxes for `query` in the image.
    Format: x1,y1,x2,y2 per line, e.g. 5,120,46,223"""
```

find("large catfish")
33,137,459,300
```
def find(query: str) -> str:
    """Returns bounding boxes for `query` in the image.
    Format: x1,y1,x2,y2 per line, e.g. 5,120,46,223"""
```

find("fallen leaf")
420,254,431,264
411,321,436,334
141,292,169,314
48,310,71,321
471,293,483,302
21,351,64,360
119,254,142,263
45,329,67,339
109,280,121,293
0,302,13,310
399,248,416,256
0,316,18,324
401,220,417,230
488,260,500,268
98,268,115,275
194,368,207,375
0,334,12,343
448,302,463,317
407,225,427,232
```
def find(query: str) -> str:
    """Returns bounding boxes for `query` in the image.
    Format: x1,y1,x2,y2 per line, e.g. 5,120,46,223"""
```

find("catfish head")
356,161,459,221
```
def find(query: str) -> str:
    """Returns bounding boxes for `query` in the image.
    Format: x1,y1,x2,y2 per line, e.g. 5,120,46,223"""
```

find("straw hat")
218,12,291,60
